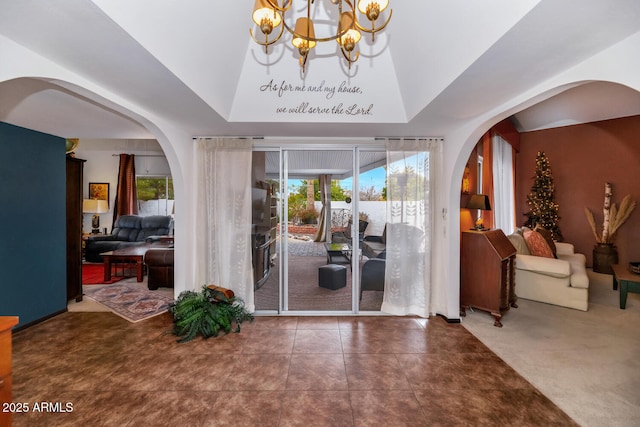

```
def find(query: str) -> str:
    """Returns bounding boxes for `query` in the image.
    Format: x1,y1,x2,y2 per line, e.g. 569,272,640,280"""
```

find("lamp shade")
466,194,491,211
337,12,361,49
252,0,282,29
83,199,109,214
292,17,316,49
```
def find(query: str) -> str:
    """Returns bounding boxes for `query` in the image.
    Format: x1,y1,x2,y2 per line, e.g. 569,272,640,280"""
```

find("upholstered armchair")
360,251,386,300
332,219,368,244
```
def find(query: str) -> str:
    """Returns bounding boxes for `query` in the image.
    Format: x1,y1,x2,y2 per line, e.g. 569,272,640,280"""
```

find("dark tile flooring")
11,312,578,426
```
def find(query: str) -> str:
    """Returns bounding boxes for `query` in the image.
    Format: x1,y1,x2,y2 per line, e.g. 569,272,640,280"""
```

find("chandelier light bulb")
358,0,389,20
252,0,282,33
337,12,361,51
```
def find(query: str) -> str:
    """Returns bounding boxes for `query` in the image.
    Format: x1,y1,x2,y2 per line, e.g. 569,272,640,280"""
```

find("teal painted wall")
0,122,67,327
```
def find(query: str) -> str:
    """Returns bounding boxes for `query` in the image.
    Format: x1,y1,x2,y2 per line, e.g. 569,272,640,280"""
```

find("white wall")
74,139,170,234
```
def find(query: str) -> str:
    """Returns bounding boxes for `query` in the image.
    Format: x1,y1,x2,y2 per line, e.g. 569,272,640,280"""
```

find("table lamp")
83,199,109,234
466,194,491,230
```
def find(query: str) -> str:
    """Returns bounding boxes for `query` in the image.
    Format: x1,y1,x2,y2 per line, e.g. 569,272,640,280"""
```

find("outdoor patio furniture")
318,264,347,290
360,254,385,300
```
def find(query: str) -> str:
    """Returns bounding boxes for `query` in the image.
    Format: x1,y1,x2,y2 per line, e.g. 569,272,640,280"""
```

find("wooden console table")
1,316,19,427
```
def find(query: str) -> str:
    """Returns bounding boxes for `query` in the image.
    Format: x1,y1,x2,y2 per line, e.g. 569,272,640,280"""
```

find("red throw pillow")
534,226,557,258
523,230,554,258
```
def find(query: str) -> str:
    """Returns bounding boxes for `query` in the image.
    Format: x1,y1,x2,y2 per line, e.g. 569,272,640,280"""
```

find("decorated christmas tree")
523,151,563,240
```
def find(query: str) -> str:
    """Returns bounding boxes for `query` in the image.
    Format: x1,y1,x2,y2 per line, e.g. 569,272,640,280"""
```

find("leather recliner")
145,249,174,290
84,215,173,262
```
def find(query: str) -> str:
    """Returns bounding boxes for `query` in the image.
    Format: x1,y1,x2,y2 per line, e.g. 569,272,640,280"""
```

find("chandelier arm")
355,9,392,34
264,0,292,13
300,50,309,72
250,22,285,49
340,46,359,64
283,19,350,43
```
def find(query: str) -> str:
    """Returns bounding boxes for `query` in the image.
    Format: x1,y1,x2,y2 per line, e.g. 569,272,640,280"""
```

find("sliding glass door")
253,143,387,315
282,149,354,312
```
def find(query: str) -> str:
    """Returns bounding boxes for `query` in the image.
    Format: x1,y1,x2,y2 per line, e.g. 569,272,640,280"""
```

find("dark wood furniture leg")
104,257,112,282
136,258,144,282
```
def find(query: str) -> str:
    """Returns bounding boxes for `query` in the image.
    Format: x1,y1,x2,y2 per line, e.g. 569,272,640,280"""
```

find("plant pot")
593,243,618,274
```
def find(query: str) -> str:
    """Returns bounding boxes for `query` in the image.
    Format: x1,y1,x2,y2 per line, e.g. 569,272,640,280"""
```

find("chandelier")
250,0,392,72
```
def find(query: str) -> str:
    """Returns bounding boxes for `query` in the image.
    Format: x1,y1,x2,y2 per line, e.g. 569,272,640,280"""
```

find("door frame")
253,140,386,315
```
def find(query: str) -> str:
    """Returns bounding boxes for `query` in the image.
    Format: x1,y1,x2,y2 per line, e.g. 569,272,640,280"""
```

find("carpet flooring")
82,263,124,285
255,255,383,311
462,269,640,427
83,281,174,322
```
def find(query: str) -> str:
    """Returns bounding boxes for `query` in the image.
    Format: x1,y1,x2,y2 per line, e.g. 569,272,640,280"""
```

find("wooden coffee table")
101,246,153,282
611,264,640,309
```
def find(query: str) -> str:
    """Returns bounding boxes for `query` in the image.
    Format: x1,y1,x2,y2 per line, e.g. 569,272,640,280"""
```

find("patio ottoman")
318,264,347,290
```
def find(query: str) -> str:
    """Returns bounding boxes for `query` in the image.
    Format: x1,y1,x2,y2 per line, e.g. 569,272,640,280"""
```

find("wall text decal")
259,79,373,117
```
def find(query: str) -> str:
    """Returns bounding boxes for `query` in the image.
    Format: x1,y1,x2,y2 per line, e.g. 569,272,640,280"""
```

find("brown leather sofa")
144,248,174,290
85,215,173,262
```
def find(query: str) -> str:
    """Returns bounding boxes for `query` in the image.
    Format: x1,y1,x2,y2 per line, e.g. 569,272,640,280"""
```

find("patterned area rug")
83,282,174,322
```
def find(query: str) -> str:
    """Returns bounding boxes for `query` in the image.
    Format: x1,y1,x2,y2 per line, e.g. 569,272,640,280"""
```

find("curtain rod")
192,136,264,140
111,154,165,157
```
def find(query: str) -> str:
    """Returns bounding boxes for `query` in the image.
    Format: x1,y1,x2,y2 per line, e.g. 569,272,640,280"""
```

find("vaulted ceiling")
1,0,639,140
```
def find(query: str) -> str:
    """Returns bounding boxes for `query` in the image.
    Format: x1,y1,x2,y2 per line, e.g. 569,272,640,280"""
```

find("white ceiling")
0,0,639,140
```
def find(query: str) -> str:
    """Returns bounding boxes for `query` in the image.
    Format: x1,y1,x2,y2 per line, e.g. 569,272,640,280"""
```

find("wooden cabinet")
0,316,19,427
460,230,517,327
66,156,86,302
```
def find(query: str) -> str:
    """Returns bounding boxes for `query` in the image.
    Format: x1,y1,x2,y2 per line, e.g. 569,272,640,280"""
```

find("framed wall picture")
89,182,109,205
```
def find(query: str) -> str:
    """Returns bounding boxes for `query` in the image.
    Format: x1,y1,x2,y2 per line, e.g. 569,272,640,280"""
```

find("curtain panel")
382,138,441,317
111,153,138,228
195,138,254,312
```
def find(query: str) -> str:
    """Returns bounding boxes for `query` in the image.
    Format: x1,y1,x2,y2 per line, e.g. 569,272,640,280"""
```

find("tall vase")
593,243,618,274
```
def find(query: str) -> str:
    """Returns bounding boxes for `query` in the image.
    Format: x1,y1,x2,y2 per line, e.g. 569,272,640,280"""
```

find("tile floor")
11,312,578,426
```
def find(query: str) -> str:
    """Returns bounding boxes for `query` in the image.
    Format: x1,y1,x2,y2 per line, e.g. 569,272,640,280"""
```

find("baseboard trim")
13,308,68,332
437,313,461,324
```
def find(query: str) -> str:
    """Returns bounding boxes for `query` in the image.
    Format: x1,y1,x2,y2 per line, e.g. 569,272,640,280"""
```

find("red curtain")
111,154,138,228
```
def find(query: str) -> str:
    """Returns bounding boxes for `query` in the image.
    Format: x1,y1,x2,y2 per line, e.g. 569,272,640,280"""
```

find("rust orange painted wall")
516,115,640,267
460,144,480,232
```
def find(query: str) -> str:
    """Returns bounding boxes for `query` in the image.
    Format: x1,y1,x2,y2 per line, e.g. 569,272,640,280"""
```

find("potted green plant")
584,183,636,274
168,285,253,343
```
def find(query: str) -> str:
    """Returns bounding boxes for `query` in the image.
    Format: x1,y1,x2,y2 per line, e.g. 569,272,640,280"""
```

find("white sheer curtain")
195,138,254,312
381,139,441,317
492,133,515,235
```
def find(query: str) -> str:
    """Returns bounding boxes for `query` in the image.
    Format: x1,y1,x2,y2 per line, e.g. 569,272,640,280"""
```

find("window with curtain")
492,133,515,234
